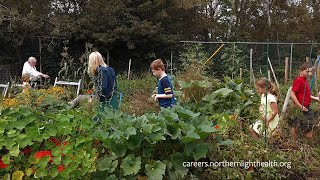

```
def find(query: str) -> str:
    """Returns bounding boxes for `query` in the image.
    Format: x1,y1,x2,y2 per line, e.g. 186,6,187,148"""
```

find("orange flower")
87,89,94,94
0,159,8,169
214,125,220,129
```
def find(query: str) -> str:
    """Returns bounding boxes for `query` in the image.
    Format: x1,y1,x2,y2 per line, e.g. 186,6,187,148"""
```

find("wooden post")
280,86,292,119
240,68,242,80
315,56,320,93
318,57,320,78
128,59,131,80
285,57,289,84
203,44,225,65
107,49,110,66
290,43,293,80
250,49,253,85
170,52,173,75
38,37,42,87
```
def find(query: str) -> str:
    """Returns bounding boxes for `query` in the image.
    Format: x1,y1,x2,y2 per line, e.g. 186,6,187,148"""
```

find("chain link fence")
176,41,320,86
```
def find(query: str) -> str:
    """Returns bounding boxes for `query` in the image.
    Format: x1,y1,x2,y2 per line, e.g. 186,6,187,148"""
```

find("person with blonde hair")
250,77,279,138
88,51,118,110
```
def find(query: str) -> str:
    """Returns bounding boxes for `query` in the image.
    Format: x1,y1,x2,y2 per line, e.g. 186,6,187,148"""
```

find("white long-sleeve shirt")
22,61,42,81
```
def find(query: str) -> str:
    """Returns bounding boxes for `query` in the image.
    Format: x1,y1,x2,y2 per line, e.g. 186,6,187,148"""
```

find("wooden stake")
240,68,242,80
315,56,320,93
203,44,225,65
250,48,253,85
107,49,110,66
268,57,279,88
170,52,173,75
285,57,289,84
280,86,292,119
128,59,131,80
290,43,293,80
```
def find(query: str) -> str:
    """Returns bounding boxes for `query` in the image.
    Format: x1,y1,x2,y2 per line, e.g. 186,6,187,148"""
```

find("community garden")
1,42,320,180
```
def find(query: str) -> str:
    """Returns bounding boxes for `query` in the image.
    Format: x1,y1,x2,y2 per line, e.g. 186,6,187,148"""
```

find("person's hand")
152,94,158,101
41,74,49,79
301,106,308,112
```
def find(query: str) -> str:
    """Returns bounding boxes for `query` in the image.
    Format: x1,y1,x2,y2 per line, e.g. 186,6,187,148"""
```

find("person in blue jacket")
150,59,175,108
88,51,118,110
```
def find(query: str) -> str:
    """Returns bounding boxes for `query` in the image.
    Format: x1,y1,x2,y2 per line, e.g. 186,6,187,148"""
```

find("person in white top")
250,77,280,138
22,57,49,81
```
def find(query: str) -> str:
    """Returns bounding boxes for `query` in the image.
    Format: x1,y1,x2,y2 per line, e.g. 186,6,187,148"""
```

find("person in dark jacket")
88,51,118,110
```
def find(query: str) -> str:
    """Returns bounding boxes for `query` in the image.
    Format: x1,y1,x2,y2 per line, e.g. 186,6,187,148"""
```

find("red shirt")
292,76,311,106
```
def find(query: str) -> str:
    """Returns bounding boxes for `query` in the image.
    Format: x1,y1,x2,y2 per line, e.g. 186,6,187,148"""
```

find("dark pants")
289,106,315,132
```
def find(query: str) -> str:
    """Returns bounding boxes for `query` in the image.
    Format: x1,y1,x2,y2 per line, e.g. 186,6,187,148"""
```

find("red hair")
150,59,165,71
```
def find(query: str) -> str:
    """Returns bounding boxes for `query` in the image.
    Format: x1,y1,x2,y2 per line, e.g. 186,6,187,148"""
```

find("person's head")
21,73,30,83
28,57,37,67
255,77,278,97
88,51,107,76
299,62,313,78
150,59,165,78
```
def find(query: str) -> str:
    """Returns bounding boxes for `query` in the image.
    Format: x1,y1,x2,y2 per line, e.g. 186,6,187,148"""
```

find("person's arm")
154,93,173,100
291,91,308,111
39,73,49,78
311,95,319,101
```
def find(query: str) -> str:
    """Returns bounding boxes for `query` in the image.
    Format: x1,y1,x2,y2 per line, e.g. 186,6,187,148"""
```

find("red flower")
58,165,64,172
87,89,93,94
214,125,220,129
21,147,32,155
0,159,8,169
34,150,53,162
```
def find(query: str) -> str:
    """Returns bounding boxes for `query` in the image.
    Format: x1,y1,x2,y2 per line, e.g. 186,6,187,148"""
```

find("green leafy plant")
220,44,248,79
91,105,221,179
58,42,92,90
